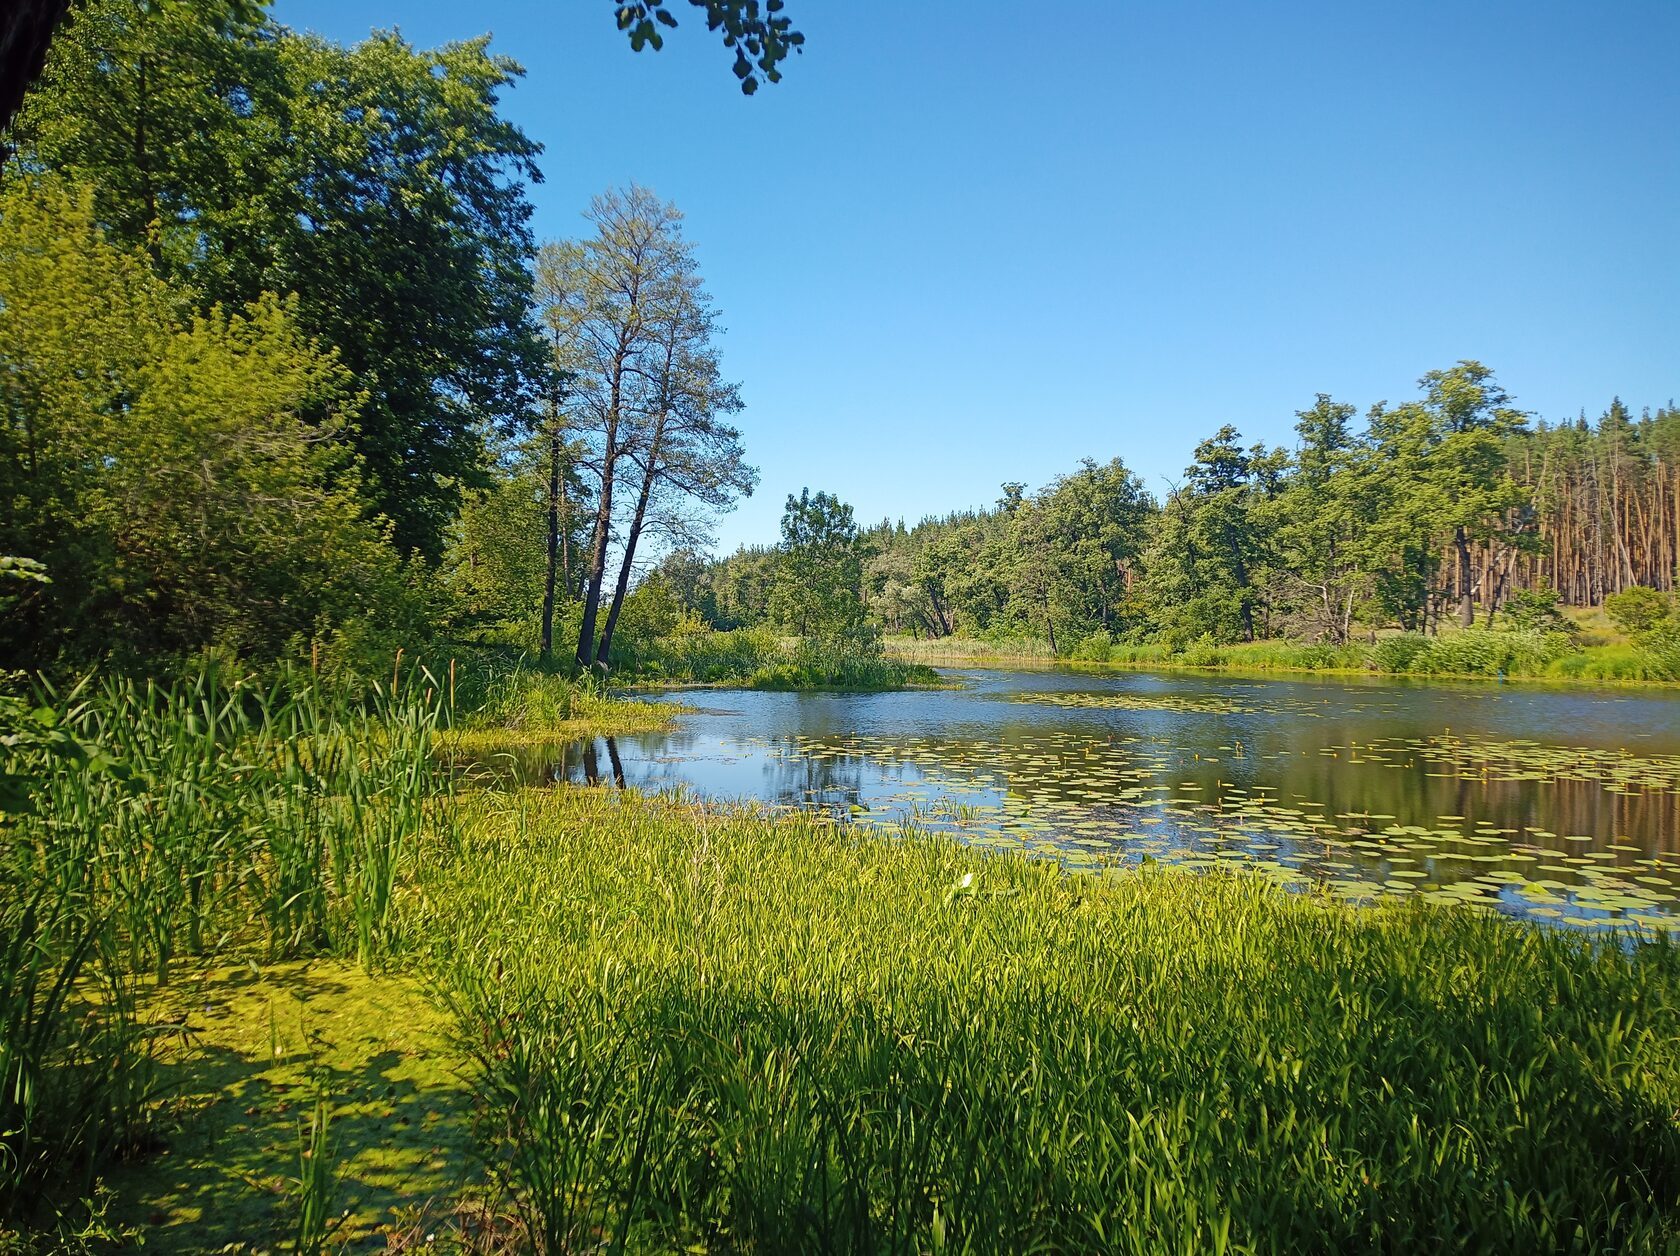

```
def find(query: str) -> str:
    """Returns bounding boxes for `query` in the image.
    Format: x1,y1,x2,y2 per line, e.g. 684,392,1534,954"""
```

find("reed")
0,658,447,1219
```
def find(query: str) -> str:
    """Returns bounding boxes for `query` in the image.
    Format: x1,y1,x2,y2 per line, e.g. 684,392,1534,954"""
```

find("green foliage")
1500,585,1575,635
1405,629,1575,677
770,488,877,648
421,789,1680,1252
1607,586,1672,636
613,1,805,93
9,3,549,559
745,639,939,691
1637,622,1680,683
1368,632,1433,674
0,179,423,670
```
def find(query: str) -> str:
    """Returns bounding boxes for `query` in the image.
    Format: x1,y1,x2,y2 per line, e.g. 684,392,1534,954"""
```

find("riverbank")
85,787,1680,1251
10,678,1680,1250
886,631,1680,690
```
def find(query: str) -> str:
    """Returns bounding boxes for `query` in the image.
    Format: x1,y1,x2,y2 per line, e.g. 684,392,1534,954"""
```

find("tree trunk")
575,339,632,669
540,423,563,659
1454,526,1475,627
595,440,659,666
575,474,614,670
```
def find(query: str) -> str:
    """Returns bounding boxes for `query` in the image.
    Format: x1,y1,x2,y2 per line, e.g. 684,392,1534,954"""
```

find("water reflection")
457,669,1680,932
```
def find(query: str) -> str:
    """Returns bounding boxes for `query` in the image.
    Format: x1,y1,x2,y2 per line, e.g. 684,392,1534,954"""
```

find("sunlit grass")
413,787,1680,1253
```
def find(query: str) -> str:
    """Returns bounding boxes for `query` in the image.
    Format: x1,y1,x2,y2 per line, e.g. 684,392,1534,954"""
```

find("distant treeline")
673,368,1678,651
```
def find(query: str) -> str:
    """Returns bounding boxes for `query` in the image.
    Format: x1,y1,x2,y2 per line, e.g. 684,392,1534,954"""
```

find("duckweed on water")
414,787,1680,1253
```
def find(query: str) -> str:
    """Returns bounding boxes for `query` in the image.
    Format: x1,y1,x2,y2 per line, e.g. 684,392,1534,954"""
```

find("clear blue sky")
272,0,1678,553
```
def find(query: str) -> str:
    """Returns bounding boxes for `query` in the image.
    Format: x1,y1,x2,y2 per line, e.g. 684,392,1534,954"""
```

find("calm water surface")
500,669,1680,932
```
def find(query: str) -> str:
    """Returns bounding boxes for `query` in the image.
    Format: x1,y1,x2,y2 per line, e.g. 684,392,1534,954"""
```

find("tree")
0,179,413,665
1365,362,1534,628
538,187,690,670
770,489,872,645
9,6,550,558
0,0,807,136
591,224,755,666
1032,458,1154,640
1272,395,1372,643
1146,426,1283,643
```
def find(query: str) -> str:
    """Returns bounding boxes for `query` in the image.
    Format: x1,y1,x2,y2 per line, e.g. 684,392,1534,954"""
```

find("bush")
1500,586,1575,636
1178,633,1223,668
1069,630,1114,662
1408,629,1575,677
747,638,937,691
1638,622,1680,682
1607,586,1672,637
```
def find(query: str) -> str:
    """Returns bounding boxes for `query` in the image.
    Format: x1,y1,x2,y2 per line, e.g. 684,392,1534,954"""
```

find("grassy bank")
7,668,1680,1250
890,628,1680,687
620,629,942,691
414,789,1680,1253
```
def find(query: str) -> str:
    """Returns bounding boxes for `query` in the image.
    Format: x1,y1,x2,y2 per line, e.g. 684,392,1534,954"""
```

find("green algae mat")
106,962,476,1252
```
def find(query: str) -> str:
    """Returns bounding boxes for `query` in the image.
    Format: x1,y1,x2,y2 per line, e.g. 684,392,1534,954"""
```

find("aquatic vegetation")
1013,690,1250,714
416,787,1680,1252
1382,733,1680,794
587,678,1680,932
0,663,449,1219
104,960,477,1249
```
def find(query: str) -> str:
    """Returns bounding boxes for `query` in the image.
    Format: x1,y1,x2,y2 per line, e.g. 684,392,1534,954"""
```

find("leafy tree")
0,179,414,665
1272,395,1373,643
1147,426,1283,643
440,428,591,643
591,214,755,666
539,187,685,669
1366,362,1535,628
1032,458,1154,640
770,489,873,646
9,5,549,558
0,0,807,136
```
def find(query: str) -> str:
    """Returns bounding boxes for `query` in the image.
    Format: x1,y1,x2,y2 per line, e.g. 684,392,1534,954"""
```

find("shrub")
1178,633,1223,668
1607,586,1672,637
1069,630,1114,662
1407,630,1574,677
1638,622,1680,682
1368,633,1432,674
1500,586,1575,636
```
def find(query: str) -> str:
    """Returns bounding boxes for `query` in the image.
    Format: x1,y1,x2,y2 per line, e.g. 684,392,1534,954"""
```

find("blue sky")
273,0,1679,553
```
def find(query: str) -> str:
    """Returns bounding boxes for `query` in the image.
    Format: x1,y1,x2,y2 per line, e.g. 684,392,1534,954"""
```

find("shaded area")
106,960,479,1251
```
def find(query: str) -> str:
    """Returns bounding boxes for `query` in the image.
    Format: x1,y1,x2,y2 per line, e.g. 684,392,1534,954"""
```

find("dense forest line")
680,383,1680,658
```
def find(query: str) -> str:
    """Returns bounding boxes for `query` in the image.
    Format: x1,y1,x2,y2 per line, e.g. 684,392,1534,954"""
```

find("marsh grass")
1,661,447,1221
623,630,942,691
745,640,941,692
416,788,1680,1253
885,635,1056,666
1036,629,1678,686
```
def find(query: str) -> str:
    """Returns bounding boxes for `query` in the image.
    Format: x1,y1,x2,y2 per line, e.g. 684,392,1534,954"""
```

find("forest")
689,384,1680,676
6,1,1680,1252
5,2,1678,690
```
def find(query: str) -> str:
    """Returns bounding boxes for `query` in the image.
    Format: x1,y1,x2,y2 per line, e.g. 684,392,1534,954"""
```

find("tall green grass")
0,661,447,1220
1059,628,1672,684
614,629,940,691
416,789,1680,1253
